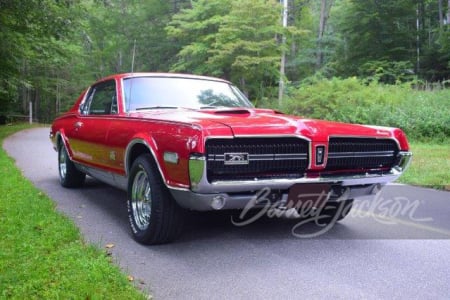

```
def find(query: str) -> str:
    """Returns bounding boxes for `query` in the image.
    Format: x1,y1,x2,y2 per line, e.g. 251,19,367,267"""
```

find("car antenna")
131,39,136,73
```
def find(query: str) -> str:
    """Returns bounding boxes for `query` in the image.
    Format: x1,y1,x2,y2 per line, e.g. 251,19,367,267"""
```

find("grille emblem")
224,153,249,165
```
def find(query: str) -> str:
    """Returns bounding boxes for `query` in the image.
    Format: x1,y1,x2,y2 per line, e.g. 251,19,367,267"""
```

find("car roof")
96,72,231,84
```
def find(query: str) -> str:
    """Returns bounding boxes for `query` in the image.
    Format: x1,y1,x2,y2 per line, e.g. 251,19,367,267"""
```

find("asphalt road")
4,127,450,299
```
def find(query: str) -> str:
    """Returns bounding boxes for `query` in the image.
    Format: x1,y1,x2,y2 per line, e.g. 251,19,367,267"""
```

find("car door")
69,79,118,170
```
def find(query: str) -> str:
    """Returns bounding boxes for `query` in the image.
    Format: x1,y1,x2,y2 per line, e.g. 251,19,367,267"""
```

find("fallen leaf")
105,243,115,249
127,275,134,282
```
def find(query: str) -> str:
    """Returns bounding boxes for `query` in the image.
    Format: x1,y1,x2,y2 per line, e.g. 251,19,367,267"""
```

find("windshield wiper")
135,106,179,110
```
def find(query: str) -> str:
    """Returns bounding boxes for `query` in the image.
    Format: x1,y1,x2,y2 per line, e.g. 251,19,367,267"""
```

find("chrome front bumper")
170,151,412,211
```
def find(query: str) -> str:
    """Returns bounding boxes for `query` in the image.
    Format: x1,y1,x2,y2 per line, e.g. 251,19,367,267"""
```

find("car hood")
129,108,397,142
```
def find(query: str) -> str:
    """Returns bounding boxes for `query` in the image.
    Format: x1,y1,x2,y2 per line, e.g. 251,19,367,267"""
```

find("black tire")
127,154,185,245
58,142,86,188
318,199,354,224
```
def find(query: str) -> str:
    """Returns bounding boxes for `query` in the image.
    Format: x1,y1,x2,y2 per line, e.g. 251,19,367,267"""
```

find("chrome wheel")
59,145,67,180
57,142,85,188
127,154,185,244
131,168,152,230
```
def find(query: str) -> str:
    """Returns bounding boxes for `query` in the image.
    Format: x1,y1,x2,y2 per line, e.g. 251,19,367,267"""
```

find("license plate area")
287,183,331,210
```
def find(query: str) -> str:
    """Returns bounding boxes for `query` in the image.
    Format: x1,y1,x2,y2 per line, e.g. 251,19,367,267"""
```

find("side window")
81,80,117,115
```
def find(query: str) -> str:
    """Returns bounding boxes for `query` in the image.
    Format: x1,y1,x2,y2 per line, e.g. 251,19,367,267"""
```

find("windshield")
123,76,253,111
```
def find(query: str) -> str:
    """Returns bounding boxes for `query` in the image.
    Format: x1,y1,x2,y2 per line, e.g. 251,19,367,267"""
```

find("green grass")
397,141,450,190
0,124,146,299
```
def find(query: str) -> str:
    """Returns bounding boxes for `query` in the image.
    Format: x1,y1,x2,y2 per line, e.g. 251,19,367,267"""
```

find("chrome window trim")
120,75,253,112
78,88,91,115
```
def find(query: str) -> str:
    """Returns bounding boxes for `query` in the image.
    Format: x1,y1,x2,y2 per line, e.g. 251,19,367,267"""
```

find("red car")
50,73,412,244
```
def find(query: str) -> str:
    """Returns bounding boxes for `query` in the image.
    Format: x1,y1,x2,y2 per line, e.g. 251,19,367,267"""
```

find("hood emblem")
224,153,249,165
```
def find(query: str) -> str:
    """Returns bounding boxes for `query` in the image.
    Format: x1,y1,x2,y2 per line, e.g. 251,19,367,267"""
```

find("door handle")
74,121,83,129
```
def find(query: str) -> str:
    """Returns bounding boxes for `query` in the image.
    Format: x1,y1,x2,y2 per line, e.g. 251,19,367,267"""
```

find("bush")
263,77,450,142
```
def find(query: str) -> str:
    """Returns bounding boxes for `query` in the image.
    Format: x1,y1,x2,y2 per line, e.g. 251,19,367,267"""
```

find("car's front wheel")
58,142,86,188
127,154,185,245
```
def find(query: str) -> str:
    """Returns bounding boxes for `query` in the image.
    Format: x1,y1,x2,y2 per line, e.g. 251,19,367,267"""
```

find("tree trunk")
439,0,443,27
34,89,40,123
279,0,288,104
239,77,248,98
317,0,333,69
116,50,122,73
448,0,450,24
56,79,60,115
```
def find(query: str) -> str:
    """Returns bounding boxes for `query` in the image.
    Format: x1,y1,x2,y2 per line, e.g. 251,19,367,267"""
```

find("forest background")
1,0,449,141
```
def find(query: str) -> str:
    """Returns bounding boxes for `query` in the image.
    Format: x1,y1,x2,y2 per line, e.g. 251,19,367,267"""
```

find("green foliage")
1,0,191,123
84,0,180,76
421,30,450,81
286,0,339,80
2,0,450,123
330,0,417,78
274,77,450,141
359,60,415,84
0,0,86,119
211,0,283,97
0,124,145,299
167,0,284,99
167,0,231,74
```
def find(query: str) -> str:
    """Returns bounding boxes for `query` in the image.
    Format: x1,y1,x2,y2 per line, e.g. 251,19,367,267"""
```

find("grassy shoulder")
397,141,450,190
0,124,145,299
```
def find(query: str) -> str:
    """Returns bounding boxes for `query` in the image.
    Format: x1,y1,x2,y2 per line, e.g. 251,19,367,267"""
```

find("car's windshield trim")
122,76,253,112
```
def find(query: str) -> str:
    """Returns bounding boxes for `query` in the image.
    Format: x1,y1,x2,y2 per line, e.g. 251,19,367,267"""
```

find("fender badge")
109,151,116,161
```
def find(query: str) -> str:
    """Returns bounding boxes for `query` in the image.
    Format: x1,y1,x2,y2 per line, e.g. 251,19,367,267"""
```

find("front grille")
325,137,399,171
206,137,309,182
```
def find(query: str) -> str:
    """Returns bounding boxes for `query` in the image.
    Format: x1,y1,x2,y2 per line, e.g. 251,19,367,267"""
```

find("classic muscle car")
50,73,412,244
